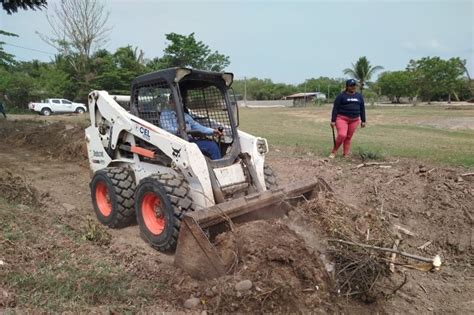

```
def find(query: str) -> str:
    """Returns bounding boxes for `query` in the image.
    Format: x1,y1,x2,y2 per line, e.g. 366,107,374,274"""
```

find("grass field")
239,105,474,167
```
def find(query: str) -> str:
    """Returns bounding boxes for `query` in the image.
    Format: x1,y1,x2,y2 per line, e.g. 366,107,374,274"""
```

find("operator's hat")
346,79,357,86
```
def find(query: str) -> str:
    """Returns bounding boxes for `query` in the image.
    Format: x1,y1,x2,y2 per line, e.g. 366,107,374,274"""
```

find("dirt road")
1,118,473,312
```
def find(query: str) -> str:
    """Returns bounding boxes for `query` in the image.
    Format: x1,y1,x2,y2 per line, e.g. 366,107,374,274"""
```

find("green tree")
297,77,345,101
377,71,415,103
0,30,19,67
2,0,47,14
0,66,36,108
92,46,147,94
407,57,466,102
36,0,111,101
232,78,297,100
150,33,230,71
343,56,383,93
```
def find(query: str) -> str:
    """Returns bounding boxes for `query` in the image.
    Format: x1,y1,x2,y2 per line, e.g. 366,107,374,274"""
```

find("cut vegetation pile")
1,120,87,162
0,170,43,207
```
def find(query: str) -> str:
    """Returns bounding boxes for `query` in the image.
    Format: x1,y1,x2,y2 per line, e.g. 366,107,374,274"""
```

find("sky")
0,0,473,84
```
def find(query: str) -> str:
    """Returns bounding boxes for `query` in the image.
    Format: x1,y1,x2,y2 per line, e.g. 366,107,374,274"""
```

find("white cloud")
401,41,417,51
401,39,450,53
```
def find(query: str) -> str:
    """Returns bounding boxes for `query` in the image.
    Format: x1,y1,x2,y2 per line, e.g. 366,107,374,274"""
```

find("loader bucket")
174,178,331,279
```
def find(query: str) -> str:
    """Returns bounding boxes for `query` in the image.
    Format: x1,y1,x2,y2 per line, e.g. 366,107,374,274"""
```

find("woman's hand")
330,122,336,128
361,122,366,128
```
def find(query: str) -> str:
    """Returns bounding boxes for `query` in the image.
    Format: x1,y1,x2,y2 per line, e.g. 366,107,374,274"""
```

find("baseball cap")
346,79,357,86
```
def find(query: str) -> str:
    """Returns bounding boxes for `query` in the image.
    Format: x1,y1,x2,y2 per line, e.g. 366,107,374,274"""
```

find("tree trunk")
453,91,460,101
461,63,474,96
448,93,451,104
396,96,400,103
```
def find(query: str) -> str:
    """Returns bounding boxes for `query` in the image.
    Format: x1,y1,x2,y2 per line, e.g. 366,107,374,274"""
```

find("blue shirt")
331,92,366,122
160,110,214,136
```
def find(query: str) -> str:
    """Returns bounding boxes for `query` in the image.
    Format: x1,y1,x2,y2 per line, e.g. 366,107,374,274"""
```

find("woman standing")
329,79,366,158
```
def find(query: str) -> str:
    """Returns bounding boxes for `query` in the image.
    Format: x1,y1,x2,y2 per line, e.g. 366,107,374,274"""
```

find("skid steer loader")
85,68,330,279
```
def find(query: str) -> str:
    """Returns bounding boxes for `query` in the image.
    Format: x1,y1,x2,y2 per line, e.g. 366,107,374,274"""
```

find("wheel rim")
44,110,50,116
95,181,112,216
141,192,165,235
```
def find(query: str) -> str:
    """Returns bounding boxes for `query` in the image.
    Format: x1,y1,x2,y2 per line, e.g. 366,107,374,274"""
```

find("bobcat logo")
172,147,182,158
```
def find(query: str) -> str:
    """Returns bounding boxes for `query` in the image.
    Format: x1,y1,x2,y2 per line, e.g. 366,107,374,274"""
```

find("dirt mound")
195,220,330,313
1,120,87,162
0,170,43,207
271,156,474,313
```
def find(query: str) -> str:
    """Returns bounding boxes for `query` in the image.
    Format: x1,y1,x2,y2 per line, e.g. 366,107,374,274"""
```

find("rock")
183,297,200,309
235,280,252,292
419,165,428,173
204,288,215,297
64,124,74,130
62,203,76,212
17,204,29,211
456,177,464,183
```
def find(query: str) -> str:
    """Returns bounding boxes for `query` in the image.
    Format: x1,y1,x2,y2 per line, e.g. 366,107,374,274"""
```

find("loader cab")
130,68,241,167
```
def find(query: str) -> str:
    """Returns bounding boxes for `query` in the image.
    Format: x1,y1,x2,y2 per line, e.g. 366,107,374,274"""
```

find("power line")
3,42,55,55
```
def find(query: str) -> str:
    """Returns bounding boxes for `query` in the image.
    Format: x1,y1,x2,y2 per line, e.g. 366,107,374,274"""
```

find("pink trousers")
332,115,360,156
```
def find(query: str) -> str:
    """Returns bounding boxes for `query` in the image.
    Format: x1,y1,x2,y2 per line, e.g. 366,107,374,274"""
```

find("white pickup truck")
28,98,87,116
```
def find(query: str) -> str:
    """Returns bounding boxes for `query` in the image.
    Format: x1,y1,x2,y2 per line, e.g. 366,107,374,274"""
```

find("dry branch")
394,224,416,237
417,240,432,250
355,160,399,169
328,239,441,267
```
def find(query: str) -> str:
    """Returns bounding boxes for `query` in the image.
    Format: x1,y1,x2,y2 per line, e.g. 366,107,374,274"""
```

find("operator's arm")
185,113,214,135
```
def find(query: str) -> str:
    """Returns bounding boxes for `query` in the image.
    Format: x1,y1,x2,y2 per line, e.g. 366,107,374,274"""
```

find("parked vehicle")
28,98,87,116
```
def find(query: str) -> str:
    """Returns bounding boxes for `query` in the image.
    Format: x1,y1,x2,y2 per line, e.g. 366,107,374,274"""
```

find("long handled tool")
331,125,336,148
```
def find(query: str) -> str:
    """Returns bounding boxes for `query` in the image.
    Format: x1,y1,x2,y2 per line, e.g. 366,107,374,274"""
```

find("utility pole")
304,80,307,106
244,76,247,105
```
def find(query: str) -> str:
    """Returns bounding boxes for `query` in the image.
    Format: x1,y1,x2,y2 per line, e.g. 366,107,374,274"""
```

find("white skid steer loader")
85,68,330,279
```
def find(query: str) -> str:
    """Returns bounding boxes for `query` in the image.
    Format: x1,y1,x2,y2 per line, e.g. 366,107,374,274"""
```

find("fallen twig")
390,272,408,296
417,240,432,250
355,160,399,169
385,210,399,218
460,172,474,177
419,283,427,293
394,224,416,237
328,239,442,268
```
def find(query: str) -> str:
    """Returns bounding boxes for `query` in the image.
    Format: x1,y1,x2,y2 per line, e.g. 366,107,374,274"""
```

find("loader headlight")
256,139,268,154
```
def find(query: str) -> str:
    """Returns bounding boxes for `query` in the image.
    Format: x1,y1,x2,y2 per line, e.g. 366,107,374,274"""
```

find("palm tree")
2,0,47,14
343,56,383,94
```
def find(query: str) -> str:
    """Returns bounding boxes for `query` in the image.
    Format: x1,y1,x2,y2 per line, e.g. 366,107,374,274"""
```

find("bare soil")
0,118,472,313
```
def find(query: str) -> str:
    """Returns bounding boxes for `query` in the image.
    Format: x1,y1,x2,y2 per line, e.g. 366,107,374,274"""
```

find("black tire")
90,167,136,228
264,164,278,190
75,107,85,114
135,173,193,252
41,108,52,116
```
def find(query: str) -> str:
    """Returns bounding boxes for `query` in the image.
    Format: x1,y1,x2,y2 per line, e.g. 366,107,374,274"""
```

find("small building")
282,92,326,106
